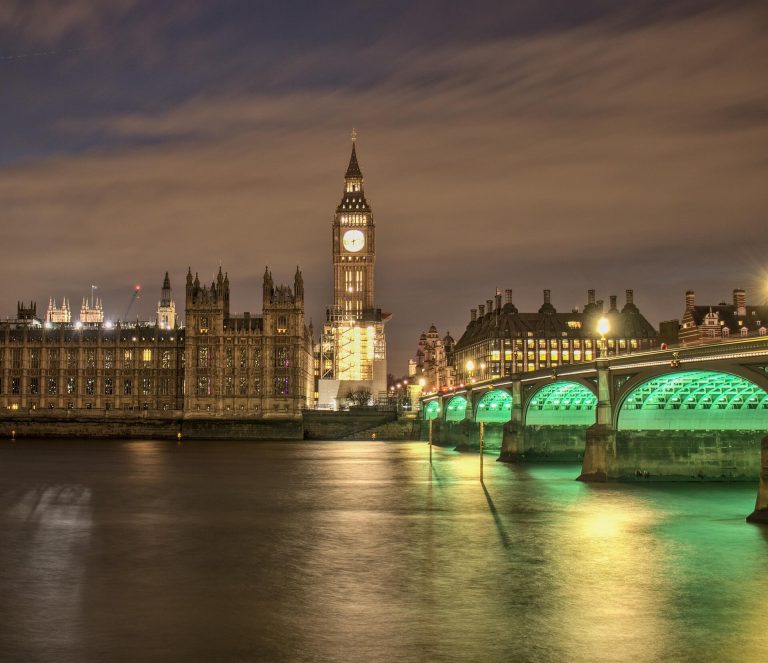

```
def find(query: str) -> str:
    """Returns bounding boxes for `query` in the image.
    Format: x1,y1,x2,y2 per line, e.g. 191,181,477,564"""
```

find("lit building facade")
156,272,176,329
46,298,71,324
0,269,314,417
79,297,104,325
451,288,657,385
183,266,314,417
318,134,388,407
412,324,456,392
679,289,768,345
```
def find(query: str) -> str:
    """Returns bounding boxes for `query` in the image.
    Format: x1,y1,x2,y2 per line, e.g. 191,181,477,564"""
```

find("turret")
294,266,304,302
263,266,274,304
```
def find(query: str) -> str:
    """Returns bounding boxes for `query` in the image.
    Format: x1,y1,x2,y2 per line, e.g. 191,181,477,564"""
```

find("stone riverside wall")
0,412,181,440
0,410,409,441
303,410,397,440
0,412,306,440
615,430,762,480
343,418,421,441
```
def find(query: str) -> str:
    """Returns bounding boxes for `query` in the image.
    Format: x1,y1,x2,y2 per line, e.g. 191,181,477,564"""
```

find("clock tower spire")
333,131,375,314
319,131,388,408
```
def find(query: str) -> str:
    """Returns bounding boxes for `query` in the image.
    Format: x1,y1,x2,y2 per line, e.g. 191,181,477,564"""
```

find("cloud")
0,1,140,44
1,3,767,372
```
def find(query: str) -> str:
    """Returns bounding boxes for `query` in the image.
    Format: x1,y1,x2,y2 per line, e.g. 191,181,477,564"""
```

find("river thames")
0,440,766,662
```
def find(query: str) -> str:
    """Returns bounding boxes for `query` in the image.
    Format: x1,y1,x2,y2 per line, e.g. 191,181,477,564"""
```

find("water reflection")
0,440,765,662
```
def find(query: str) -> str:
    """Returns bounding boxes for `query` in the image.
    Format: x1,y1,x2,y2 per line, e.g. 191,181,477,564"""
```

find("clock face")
342,229,365,252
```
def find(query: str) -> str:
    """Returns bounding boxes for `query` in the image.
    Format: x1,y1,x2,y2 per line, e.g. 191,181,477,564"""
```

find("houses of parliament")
0,137,386,421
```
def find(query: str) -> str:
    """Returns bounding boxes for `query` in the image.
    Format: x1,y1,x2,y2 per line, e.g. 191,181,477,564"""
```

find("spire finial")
351,127,357,143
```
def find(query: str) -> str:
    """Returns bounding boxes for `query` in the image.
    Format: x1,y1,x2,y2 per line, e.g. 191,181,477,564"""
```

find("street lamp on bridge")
597,317,610,359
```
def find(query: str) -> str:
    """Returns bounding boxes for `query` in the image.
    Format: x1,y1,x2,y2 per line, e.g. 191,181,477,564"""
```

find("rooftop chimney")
609,295,617,311
685,290,695,311
588,289,596,306
543,289,551,305
495,294,502,311
626,289,634,305
733,288,746,316
470,308,477,322
504,289,513,304
597,299,604,312
486,299,493,314
478,304,485,317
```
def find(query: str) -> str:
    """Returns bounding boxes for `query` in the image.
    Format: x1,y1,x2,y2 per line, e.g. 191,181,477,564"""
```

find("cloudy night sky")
1,0,767,373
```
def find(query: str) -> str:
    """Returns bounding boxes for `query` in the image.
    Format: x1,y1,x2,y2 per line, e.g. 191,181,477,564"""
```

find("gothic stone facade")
0,269,313,418
183,266,313,417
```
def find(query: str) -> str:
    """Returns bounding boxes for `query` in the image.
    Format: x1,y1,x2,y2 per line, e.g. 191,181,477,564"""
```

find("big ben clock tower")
319,131,388,408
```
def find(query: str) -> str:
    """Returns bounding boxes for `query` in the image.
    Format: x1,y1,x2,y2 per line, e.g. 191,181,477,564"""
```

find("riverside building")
0,269,314,417
451,288,657,385
318,133,388,408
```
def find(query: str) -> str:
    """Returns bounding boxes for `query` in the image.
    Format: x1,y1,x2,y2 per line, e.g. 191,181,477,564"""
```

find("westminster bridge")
421,336,768,523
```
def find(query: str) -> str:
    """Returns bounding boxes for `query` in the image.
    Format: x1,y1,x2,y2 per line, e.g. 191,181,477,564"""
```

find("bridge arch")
445,395,469,422
525,380,598,426
616,370,768,430
423,400,440,421
474,388,513,423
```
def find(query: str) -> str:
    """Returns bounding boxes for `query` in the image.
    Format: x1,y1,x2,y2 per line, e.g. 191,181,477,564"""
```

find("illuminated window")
86,378,95,395
30,377,39,395
225,348,234,369
123,379,132,395
198,347,209,368
67,377,76,395
239,349,247,369
142,378,151,396
48,378,57,395
199,317,209,334
87,349,96,368
123,350,133,368
197,376,209,396
104,378,113,396
105,350,114,369
30,350,40,369
225,376,233,396
142,349,152,364
67,350,77,369
161,350,172,369
239,377,247,396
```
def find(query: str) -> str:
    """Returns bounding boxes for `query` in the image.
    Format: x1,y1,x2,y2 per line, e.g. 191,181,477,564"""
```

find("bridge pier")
747,436,768,524
499,378,523,462
577,424,616,481
578,358,615,482
499,421,524,462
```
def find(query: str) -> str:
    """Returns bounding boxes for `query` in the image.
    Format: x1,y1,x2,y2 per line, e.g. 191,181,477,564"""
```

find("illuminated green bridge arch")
525,381,598,426
618,370,768,431
445,395,468,422
423,400,440,421
475,389,513,423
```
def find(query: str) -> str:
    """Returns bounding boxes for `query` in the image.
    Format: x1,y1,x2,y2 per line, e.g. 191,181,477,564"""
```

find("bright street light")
597,317,610,337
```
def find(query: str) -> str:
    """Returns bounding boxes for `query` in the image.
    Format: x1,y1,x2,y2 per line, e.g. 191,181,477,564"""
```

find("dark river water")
0,440,766,662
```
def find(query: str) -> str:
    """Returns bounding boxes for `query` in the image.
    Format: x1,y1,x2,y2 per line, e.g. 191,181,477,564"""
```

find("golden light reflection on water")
0,440,766,661
556,494,669,663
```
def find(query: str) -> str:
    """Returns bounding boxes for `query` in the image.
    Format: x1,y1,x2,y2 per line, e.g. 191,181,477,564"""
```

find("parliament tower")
319,132,388,407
